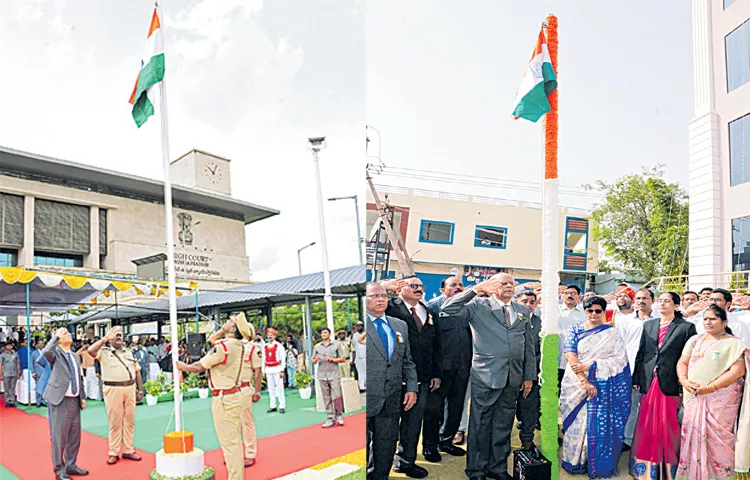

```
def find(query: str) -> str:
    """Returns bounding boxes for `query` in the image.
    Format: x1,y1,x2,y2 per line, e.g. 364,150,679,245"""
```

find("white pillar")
18,196,34,267
85,206,100,269
688,0,723,289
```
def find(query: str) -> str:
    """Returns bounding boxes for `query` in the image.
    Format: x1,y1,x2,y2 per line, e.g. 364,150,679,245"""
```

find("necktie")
66,352,79,396
411,307,424,330
502,305,511,328
374,318,391,360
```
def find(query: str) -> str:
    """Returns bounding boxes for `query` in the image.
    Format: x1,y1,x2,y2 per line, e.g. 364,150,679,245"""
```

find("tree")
586,165,689,281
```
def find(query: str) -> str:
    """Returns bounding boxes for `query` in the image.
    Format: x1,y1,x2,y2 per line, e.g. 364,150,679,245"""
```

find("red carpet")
1,404,365,479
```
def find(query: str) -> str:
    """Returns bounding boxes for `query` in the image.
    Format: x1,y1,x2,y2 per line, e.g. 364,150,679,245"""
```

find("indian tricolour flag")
129,7,165,128
511,28,557,123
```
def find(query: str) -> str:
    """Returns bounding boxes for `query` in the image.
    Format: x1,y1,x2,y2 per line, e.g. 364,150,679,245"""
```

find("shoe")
438,443,466,456
486,473,511,480
336,416,344,426
267,407,277,413
122,452,141,461
279,408,286,414
453,430,465,445
244,458,256,468
422,448,441,462
107,456,119,465
56,474,72,480
66,466,89,476
322,420,336,428
393,465,429,478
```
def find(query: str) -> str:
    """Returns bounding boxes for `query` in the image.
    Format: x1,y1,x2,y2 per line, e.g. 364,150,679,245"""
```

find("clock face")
204,161,222,184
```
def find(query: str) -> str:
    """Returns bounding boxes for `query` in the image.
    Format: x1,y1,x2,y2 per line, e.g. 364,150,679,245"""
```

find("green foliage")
729,272,749,294
149,466,215,480
184,373,201,389
586,165,689,281
264,299,361,338
294,371,313,388
156,373,173,393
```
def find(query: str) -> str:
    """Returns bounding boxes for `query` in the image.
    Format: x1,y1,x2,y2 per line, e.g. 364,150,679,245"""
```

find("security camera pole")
308,137,335,332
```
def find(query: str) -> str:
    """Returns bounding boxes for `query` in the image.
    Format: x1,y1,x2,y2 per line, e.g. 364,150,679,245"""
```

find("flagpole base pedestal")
152,449,210,480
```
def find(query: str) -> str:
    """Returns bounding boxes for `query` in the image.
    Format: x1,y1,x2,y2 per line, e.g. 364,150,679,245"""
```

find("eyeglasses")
562,292,578,296
366,294,388,299
408,284,424,290
585,309,604,314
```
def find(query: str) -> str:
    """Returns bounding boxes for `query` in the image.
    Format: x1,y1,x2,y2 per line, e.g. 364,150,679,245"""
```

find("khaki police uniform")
97,346,140,457
200,337,245,480
312,340,345,420
240,339,264,460
337,333,353,378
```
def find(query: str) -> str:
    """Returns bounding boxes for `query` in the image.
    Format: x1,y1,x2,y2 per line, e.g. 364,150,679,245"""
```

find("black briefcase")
512,448,551,480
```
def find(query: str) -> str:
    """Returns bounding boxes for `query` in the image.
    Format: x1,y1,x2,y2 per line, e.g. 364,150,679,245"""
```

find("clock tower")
170,149,232,195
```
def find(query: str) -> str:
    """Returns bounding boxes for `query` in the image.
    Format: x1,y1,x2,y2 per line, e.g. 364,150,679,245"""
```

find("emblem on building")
177,213,195,246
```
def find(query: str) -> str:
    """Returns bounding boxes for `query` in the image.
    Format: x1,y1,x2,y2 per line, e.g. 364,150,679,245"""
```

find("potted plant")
144,380,162,406
295,371,313,399
198,375,210,399
184,373,201,392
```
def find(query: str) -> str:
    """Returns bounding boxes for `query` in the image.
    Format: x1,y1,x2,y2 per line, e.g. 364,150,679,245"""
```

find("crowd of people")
365,273,750,480
559,283,750,480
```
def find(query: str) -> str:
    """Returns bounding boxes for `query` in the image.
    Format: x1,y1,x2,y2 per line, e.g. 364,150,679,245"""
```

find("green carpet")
25,390,363,454
540,333,559,479
0,465,19,480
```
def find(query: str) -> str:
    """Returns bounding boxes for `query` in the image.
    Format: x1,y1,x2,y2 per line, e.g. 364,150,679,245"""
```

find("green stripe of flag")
131,53,165,128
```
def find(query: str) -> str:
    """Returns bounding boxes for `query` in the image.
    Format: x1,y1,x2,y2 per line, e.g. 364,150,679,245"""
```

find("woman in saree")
560,295,632,478
675,304,750,480
631,292,697,480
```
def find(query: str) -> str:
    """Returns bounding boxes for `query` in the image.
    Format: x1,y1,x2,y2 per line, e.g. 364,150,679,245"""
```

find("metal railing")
642,271,750,294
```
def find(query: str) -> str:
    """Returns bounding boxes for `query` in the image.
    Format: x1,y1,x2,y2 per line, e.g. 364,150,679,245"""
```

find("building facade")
0,147,278,290
689,0,750,284
365,185,598,299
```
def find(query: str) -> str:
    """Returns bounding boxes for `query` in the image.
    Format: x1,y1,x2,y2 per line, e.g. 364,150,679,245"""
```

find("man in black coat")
422,276,472,462
514,290,542,451
381,276,442,479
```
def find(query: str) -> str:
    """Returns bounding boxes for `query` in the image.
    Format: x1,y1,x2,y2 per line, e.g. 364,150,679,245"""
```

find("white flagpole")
155,1,182,432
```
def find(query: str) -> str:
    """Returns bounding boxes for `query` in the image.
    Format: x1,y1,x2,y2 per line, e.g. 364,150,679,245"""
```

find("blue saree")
560,323,632,478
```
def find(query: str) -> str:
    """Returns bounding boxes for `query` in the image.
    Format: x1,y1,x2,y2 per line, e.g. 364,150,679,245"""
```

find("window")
474,225,507,249
733,215,750,271
419,220,454,244
0,249,17,267
726,20,750,93
99,208,107,257
34,252,83,268
34,199,90,254
0,193,24,248
730,113,750,186
564,217,589,271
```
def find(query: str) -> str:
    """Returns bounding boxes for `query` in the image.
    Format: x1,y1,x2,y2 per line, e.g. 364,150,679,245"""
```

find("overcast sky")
0,0,364,281
366,0,694,211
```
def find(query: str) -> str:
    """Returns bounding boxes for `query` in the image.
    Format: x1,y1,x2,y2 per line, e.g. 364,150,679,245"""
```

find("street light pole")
308,137,335,333
297,241,316,372
297,241,316,276
328,195,363,265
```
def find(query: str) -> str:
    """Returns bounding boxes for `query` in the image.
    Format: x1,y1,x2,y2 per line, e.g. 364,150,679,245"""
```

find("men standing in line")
87,326,144,464
352,321,367,391
32,339,48,407
443,273,535,480
382,276,441,479
43,327,88,480
312,327,347,428
176,315,251,480
615,288,656,452
422,276,471,462
0,342,20,407
366,282,418,480
558,285,585,390
514,290,542,451
337,329,353,379
263,327,286,414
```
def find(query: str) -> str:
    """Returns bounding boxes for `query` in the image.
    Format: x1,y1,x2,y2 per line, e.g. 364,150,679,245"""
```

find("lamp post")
297,241,317,378
308,137,335,333
297,241,316,276
328,195,363,265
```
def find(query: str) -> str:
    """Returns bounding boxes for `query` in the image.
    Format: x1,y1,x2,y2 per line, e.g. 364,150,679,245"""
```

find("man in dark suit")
381,276,441,479
443,273,535,480
366,282,418,480
43,327,89,480
422,275,472,462
514,290,542,451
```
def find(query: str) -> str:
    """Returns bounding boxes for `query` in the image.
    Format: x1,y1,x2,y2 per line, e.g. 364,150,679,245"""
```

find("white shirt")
352,331,367,359
615,310,656,370
367,313,395,358
489,297,518,326
11,331,19,342
403,299,428,326
0,330,5,342
689,310,750,347
558,304,586,369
